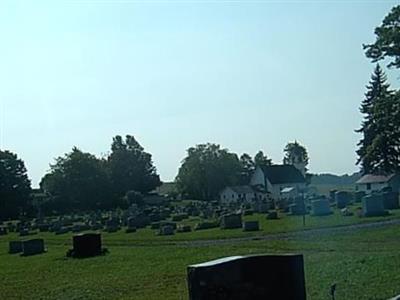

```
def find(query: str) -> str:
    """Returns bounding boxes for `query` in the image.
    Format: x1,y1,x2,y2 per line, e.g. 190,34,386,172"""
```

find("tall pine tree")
356,64,400,174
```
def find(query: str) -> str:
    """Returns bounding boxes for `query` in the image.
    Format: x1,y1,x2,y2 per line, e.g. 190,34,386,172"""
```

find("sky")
0,0,399,187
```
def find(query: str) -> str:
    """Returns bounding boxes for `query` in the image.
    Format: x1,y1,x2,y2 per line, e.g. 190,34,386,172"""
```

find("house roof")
260,165,305,185
225,185,255,194
356,174,396,184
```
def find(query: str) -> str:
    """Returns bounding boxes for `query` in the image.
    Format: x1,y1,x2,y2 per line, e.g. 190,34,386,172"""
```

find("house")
250,165,306,201
219,185,257,205
355,174,400,194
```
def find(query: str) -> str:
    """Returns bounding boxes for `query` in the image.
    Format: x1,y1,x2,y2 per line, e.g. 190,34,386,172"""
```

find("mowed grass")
1,221,400,299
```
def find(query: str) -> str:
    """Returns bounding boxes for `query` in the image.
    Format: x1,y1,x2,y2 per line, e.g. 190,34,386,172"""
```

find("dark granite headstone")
382,192,399,209
70,233,102,258
335,191,351,209
0,227,8,235
187,254,306,300
220,213,242,229
243,221,259,231
22,239,45,256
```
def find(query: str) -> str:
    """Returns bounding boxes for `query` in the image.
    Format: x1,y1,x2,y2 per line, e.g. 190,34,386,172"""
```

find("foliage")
364,5,400,69
355,64,400,174
40,147,112,212
108,135,161,197
176,143,241,200
254,150,272,168
283,141,309,167
125,190,144,207
0,150,31,220
238,153,255,184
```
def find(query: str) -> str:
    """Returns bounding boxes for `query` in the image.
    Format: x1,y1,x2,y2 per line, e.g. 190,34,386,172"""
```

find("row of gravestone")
9,233,107,258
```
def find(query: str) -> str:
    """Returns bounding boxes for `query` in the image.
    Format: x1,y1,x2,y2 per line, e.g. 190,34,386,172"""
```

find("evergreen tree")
356,64,400,174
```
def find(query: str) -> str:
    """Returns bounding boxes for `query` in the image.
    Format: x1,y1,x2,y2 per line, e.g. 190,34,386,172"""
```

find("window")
367,183,371,190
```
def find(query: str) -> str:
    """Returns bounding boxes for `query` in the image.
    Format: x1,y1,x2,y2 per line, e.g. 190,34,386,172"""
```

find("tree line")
0,135,161,220
357,5,400,175
0,138,308,219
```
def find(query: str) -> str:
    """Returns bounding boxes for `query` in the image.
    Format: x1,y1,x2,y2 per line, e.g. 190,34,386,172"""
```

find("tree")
40,147,112,212
283,141,309,168
364,5,400,69
0,150,31,220
238,153,255,184
175,143,241,200
125,190,144,208
108,135,161,197
355,64,400,174
254,151,272,168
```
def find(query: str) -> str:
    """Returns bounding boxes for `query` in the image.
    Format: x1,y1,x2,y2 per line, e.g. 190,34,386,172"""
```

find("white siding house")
219,186,256,205
356,174,400,194
249,165,306,201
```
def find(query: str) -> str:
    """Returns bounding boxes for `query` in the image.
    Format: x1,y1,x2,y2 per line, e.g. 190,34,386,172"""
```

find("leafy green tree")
176,143,241,200
254,150,272,168
108,135,161,197
238,153,255,184
40,147,112,212
0,150,31,220
283,141,309,167
125,190,144,208
355,65,400,174
364,5,400,69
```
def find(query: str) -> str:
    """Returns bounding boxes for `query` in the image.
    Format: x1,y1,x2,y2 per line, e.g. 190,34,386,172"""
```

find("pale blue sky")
1,1,399,187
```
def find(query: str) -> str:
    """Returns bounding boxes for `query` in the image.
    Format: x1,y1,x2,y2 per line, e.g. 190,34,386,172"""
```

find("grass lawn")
1,214,400,299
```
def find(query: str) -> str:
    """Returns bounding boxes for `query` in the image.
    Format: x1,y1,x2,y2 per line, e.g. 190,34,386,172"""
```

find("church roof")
260,165,306,185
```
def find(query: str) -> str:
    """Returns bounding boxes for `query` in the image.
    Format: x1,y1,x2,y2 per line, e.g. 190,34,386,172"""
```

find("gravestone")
266,211,279,220
159,225,174,236
354,191,366,203
0,227,7,235
243,221,259,232
311,199,332,216
38,224,50,232
187,254,306,300
382,192,399,209
220,213,242,229
9,241,23,254
22,239,45,256
19,228,30,236
289,198,306,215
362,194,388,217
335,191,351,209
69,233,104,258
177,225,191,233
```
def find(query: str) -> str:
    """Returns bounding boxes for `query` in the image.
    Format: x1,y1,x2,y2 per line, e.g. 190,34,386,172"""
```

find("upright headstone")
243,221,259,231
335,191,351,209
0,227,8,235
187,254,306,300
159,225,174,236
22,239,45,256
69,233,103,258
362,194,388,217
382,192,399,209
311,198,332,216
220,213,242,229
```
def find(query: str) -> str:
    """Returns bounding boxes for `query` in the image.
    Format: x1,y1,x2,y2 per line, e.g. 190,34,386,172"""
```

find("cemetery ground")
1,208,400,299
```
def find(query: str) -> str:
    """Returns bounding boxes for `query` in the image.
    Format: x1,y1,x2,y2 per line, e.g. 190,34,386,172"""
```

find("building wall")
356,182,389,194
250,167,265,186
219,188,256,205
